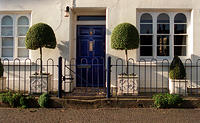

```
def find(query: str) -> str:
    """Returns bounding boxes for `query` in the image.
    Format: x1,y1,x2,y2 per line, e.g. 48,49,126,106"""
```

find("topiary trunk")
40,47,42,75
125,49,128,75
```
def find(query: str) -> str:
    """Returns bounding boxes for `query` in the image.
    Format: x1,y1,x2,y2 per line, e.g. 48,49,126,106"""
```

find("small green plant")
38,93,50,108
153,93,183,108
169,56,186,79
0,92,12,103
0,92,35,108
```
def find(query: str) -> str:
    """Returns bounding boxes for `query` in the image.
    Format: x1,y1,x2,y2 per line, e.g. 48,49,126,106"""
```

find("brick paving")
0,108,200,123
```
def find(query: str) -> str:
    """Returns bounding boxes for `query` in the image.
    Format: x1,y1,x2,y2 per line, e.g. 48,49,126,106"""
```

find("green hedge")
0,92,35,108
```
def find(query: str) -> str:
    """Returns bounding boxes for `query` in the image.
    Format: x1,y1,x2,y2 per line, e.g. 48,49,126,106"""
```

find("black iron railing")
0,57,200,98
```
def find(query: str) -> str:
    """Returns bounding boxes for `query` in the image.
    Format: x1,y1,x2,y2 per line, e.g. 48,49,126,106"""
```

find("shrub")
111,23,139,73
38,93,50,108
0,92,12,104
153,93,183,108
25,23,56,74
0,59,4,77
167,93,183,107
169,56,186,79
0,92,35,108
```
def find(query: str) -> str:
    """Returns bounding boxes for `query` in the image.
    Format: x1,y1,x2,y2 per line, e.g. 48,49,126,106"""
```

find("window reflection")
157,36,169,56
140,24,152,34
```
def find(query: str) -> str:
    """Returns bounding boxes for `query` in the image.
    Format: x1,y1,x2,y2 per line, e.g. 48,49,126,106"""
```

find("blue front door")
76,25,105,87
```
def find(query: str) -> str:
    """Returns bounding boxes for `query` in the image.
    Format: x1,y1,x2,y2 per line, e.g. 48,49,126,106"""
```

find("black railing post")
58,56,62,98
107,56,111,98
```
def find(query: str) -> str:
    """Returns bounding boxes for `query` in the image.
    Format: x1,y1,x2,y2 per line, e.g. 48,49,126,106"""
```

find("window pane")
18,16,29,25
174,46,186,56
1,16,13,25
174,13,187,23
140,13,152,23
2,37,13,46
157,46,169,56
174,35,186,45
174,24,187,34
140,35,153,45
18,48,29,57
157,24,170,34
157,13,169,23
1,27,13,36
140,46,152,56
2,48,13,57
18,27,29,36
157,35,169,45
18,37,26,47
140,24,152,34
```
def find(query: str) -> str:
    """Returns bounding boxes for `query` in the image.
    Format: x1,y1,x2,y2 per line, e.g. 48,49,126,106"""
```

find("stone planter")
117,74,138,95
30,74,52,93
0,77,6,91
169,79,188,96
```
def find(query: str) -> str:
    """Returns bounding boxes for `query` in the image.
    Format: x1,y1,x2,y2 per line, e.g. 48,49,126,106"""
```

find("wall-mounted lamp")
64,6,70,17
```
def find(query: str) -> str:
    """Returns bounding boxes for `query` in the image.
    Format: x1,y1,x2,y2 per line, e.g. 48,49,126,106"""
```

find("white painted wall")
0,0,200,62
1,0,200,91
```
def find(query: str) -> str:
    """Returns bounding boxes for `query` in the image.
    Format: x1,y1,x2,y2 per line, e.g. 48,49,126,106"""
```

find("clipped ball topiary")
111,23,139,74
169,56,186,79
0,59,4,77
111,23,139,50
25,23,56,50
25,23,56,74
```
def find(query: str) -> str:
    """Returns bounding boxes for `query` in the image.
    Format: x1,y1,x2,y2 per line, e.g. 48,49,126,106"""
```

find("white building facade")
0,0,200,92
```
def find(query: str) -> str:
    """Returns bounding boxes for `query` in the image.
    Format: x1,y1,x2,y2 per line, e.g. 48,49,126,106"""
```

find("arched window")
174,13,187,23
174,13,187,56
17,16,29,57
18,16,29,25
140,13,153,56
157,13,170,56
140,13,153,23
1,16,14,57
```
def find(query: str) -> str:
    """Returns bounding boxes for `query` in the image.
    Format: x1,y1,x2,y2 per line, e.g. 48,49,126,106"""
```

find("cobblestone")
0,108,200,123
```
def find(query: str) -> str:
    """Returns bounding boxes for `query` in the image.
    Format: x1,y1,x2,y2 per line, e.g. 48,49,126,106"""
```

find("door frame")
70,10,106,87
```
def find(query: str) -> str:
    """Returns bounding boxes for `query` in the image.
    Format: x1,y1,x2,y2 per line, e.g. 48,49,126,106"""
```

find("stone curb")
49,97,200,109
1,97,200,109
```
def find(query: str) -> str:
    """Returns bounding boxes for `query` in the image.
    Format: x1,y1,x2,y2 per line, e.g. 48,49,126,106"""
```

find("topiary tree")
0,59,4,77
169,56,186,79
25,23,56,74
111,23,139,74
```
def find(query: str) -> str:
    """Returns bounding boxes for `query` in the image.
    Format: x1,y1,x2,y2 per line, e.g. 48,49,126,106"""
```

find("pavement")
0,108,200,123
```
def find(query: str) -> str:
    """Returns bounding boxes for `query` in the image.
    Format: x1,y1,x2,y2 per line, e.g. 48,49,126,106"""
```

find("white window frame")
0,13,31,60
137,11,191,60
